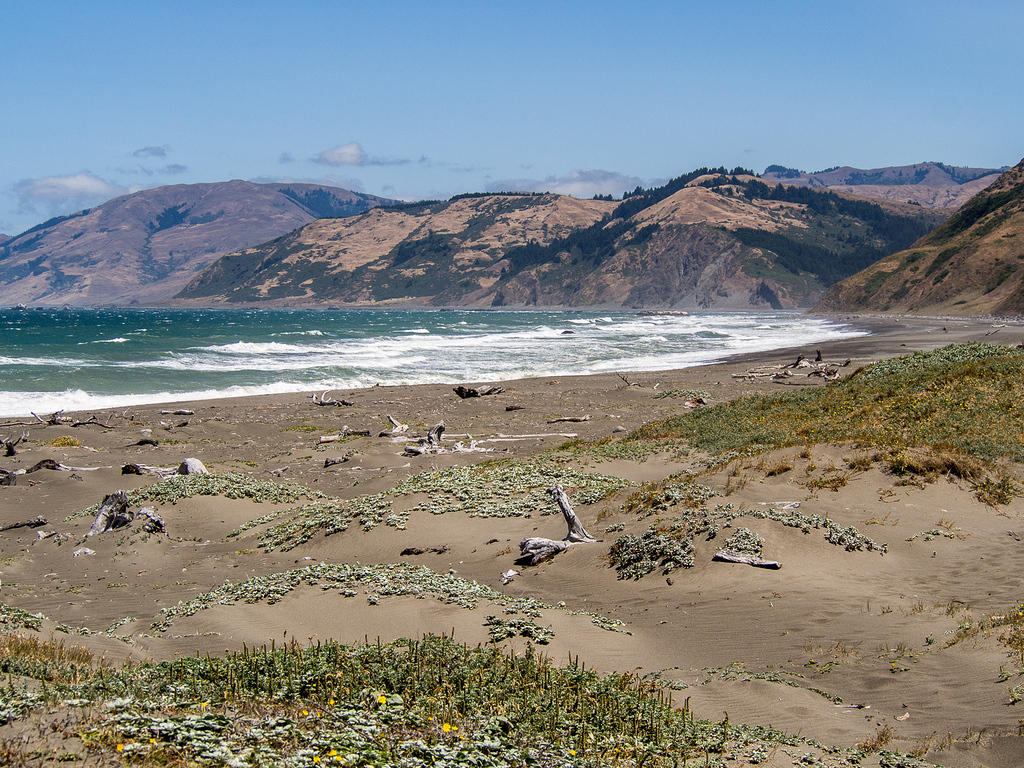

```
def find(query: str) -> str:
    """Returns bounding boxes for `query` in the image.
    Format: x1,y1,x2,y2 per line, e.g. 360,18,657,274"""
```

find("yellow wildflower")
116,744,124,752
378,694,387,705
442,722,452,732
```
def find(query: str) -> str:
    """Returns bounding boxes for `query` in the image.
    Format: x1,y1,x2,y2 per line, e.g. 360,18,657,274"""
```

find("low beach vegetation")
0,632,935,767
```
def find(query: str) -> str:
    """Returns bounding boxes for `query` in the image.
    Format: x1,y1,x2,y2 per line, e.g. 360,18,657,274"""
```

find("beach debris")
404,421,446,456
72,547,95,557
311,391,353,407
732,354,852,383
519,484,600,565
0,469,15,486
454,385,504,399
0,515,47,533
505,404,524,411
137,507,165,533
616,372,641,387
547,415,591,423
87,491,134,537
1,431,28,457
378,415,409,437
178,458,208,475
159,409,195,415
895,711,910,721
323,455,351,468
400,545,450,556
711,550,782,569
134,437,159,446
31,410,116,428
501,568,519,585
319,426,371,443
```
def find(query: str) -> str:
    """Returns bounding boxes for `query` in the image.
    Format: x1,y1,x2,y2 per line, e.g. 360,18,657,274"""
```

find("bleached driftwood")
312,391,353,407
87,492,134,537
616,372,641,387
518,484,599,565
137,506,165,533
454,385,505,399
731,354,851,383
160,409,195,416
0,469,15,486
31,411,115,428
0,515,47,533
323,455,351,468
378,415,409,438
712,549,782,569
547,415,590,424
1,432,28,457
404,421,446,456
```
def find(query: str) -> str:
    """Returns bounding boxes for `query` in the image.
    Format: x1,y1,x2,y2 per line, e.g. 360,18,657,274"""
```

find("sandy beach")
3,314,1024,767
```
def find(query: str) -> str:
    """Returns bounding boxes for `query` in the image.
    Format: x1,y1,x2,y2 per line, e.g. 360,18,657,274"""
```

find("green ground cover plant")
0,633,936,767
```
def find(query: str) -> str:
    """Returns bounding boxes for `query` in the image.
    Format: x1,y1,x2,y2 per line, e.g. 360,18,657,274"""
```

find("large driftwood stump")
177,458,208,475
518,484,599,565
404,421,446,456
87,492,134,537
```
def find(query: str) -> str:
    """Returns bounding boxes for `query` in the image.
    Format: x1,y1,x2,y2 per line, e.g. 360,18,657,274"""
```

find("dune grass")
630,343,1024,463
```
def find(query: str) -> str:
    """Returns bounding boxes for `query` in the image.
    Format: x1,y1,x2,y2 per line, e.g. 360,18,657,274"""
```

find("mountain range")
817,157,1024,316
178,169,944,310
0,181,391,306
761,161,1005,209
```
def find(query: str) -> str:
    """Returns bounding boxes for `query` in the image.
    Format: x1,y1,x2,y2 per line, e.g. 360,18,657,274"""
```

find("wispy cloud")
314,141,408,167
131,145,169,158
14,173,127,214
161,163,188,174
485,168,644,198
278,152,295,164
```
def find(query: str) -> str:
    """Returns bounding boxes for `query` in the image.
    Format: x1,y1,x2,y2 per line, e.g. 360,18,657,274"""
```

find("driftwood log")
319,427,371,443
137,507,165,533
31,411,116,428
0,515,47,533
122,458,208,477
160,409,195,416
712,549,782,569
454,385,504,399
87,492,134,537
518,485,599,565
547,415,590,424
0,469,16,486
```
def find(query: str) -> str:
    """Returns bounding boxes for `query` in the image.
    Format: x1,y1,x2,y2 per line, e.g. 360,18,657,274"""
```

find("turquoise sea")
0,308,866,416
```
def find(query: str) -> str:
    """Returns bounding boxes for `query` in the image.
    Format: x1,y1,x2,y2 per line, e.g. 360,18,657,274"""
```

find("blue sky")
1,0,1021,235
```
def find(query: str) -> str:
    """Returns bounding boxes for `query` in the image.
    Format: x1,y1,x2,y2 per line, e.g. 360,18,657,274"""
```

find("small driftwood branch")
87,491,133,537
547,415,590,424
312,391,353,407
0,515,47,533
616,372,641,387
2,432,29,457
712,549,782,569
323,455,351,468
454,385,504,399
0,469,16,486
160,409,195,416
518,484,599,565
378,415,409,438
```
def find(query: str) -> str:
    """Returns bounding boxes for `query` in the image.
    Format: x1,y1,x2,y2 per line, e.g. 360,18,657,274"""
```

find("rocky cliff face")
179,170,944,310
816,158,1024,316
0,181,391,306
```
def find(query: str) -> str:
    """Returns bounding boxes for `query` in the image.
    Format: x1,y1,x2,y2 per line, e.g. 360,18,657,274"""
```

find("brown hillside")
816,157,1024,316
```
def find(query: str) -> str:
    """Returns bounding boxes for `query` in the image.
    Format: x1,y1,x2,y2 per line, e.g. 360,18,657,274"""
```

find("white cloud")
314,142,408,167
15,173,127,214
315,142,369,166
485,169,645,198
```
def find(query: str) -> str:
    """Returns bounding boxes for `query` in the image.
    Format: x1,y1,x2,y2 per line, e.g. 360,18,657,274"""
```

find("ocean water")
0,308,866,416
